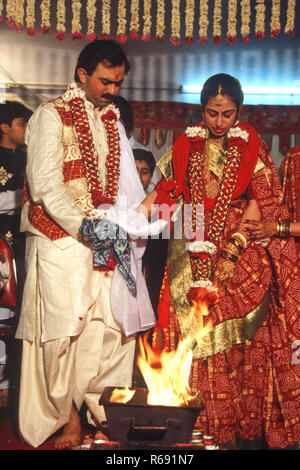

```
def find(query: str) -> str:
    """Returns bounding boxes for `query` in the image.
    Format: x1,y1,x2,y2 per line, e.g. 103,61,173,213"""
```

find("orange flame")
109,387,136,404
137,296,213,407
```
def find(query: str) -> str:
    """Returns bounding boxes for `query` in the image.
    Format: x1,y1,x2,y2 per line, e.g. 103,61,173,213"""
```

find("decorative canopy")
0,0,297,44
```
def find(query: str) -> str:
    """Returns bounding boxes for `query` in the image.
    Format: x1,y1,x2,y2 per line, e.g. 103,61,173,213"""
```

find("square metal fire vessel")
99,387,203,445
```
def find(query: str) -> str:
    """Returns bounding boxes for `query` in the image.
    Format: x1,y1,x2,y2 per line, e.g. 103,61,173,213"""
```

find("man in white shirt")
16,40,156,449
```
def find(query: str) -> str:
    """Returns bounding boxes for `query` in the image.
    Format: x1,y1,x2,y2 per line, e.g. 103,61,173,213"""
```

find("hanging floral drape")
0,0,297,44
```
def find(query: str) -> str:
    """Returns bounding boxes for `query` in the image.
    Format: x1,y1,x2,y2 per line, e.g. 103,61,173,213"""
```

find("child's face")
135,159,152,190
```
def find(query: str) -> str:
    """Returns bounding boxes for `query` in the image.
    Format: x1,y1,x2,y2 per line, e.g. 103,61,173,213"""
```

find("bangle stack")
220,250,238,263
232,232,247,249
277,220,291,238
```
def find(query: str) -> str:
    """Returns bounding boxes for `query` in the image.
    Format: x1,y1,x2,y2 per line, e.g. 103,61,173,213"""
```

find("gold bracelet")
232,232,247,249
277,220,291,238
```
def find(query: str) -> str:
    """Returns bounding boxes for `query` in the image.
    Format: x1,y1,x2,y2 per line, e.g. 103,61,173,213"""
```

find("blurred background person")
0,100,32,412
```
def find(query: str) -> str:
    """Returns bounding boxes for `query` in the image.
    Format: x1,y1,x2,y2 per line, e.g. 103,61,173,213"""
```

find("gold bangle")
277,220,291,238
228,237,244,254
232,232,247,249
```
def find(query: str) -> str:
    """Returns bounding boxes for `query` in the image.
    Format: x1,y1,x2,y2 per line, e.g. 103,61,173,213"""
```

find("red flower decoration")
185,36,193,44
56,31,65,40
170,36,180,46
41,25,50,34
141,33,151,41
0,16,3,22
255,31,265,40
101,33,110,40
117,34,127,43
213,35,222,44
271,29,280,38
130,30,139,40
285,30,294,38
242,35,250,44
70,32,83,40
15,24,24,32
155,34,165,41
199,37,208,44
86,33,97,41
26,27,36,36
226,35,237,45
6,19,15,29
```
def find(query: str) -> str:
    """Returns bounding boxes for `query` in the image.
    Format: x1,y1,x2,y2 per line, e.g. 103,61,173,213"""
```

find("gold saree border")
190,291,271,359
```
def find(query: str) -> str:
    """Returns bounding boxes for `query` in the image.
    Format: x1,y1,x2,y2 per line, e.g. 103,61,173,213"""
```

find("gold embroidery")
191,291,271,359
5,231,13,244
0,167,13,186
253,156,265,174
157,147,173,180
208,142,225,179
204,142,225,199
65,178,95,214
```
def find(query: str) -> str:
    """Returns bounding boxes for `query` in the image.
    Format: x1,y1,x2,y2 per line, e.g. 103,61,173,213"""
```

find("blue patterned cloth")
79,217,137,297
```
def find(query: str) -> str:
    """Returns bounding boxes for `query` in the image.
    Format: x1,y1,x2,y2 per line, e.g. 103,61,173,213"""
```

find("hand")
243,219,277,239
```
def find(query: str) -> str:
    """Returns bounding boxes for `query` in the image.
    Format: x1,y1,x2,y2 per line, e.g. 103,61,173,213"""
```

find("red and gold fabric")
280,146,300,250
152,122,300,448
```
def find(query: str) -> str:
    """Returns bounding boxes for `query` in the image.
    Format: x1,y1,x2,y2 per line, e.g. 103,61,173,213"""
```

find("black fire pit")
99,387,203,445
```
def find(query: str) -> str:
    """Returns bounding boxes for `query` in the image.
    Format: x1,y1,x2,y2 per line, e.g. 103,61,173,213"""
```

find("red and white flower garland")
185,123,249,291
63,84,121,209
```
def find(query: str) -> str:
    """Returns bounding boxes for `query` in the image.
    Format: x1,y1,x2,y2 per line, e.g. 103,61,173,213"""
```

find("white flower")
187,240,217,255
185,126,206,139
191,279,218,291
63,83,86,102
99,103,120,120
227,126,249,142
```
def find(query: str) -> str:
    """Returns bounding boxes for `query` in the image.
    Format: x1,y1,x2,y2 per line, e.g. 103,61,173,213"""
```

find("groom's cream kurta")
16,96,153,448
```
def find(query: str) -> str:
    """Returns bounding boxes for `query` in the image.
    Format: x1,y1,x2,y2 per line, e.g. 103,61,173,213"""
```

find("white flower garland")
117,0,127,37
185,126,207,139
255,0,265,38
101,0,111,37
199,0,209,41
86,0,96,37
227,126,249,141
187,240,217,255
41,0,50,31
25,0,35,32
191,279,218,292
56,0,66,38
185,0,195,41
227,0,237,43
213,0,222,40
15,0,24,29
6,0,15,26
285,0,296,36
71,0,82,37
130,0,139,36
156,0,165,39
270,0,280,36
142,0,151,40
241,0,251,40
171,0,180,43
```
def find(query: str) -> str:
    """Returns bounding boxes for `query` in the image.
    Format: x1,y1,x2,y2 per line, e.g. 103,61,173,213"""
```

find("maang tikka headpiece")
215,84,224,104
